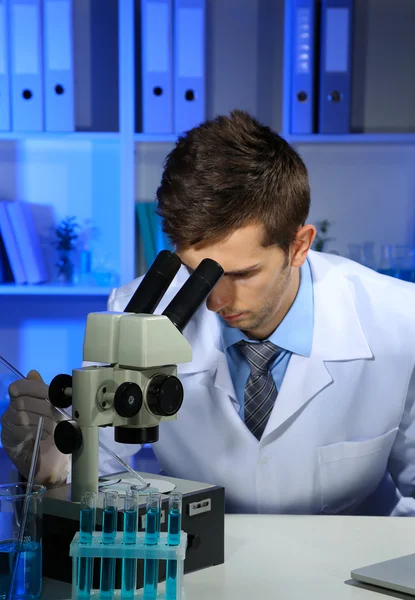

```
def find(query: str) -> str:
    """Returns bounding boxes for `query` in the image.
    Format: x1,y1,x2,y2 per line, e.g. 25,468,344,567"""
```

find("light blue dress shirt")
220,258,314,420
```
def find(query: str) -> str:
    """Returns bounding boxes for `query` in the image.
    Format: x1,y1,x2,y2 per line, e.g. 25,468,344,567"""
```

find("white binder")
43,0,74,131
141,0,173,133
173,0,205,134
9,0,43,131
0,0,11,130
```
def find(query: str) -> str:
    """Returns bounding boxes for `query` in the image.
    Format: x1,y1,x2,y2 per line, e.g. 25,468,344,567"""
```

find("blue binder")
0,0,10,130
9,0,43,131
318,0,353,133
43,0,74,132
290,0,317,134
173,0,205,134
141,0,173,133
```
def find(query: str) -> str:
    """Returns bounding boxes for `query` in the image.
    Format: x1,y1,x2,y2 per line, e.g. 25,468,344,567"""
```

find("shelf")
284,133,415,145
134,133,178,143
0,284,112,296
0,132,121,142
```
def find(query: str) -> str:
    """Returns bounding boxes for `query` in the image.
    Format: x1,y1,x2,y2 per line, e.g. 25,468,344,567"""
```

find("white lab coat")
102,250,415,516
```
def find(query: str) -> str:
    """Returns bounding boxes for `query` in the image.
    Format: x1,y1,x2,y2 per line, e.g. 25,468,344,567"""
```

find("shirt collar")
220,258,314,357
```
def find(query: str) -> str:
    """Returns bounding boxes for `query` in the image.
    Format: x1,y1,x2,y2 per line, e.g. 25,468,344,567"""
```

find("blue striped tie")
238,340,281,440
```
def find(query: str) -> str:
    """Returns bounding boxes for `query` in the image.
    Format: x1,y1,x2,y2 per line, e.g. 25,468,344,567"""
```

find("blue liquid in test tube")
143,492,161,600
100,490,118,600
166,492,182,600
121,489,138,599
77,491,97,598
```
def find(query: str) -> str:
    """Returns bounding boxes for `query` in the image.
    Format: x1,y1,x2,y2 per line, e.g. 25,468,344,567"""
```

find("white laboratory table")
42,514,415,599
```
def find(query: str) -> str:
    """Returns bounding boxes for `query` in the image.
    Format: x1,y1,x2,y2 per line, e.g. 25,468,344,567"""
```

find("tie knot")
238,340,280,374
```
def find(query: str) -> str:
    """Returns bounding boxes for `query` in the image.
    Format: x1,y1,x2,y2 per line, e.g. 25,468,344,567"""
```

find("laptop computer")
351,554,415,596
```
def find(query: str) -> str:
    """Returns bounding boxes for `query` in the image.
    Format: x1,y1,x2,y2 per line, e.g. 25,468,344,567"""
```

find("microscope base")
42,471,225,588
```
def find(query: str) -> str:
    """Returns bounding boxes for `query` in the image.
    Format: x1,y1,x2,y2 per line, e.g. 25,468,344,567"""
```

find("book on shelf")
0,200,49,285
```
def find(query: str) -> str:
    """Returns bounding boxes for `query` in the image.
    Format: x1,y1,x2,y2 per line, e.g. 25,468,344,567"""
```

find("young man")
3,111,415,515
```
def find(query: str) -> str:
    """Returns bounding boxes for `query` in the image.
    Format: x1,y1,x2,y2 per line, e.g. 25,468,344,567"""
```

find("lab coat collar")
180,250,374,427
307,250,373,361
261,250,374,440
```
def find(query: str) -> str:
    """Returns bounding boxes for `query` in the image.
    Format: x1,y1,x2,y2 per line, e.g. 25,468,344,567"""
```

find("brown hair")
156,110,310,252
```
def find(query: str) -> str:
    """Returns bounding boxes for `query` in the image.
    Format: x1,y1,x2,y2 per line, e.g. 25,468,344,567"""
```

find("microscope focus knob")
114,382,143,418
49,374,73,409
146,374,184,416
54,419,82,454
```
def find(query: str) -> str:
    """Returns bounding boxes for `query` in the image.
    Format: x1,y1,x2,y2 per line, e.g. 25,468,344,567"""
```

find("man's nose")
206,278,232,313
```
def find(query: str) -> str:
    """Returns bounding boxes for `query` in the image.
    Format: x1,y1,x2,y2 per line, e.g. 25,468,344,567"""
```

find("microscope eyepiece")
162,258,224,332
124,249,182,314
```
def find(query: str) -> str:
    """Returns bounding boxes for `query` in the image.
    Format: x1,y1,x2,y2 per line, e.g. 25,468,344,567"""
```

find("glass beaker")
0,483,45,600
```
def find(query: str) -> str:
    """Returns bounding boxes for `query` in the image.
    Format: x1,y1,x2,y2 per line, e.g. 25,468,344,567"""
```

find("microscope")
47,250,224,502
41,251,227,586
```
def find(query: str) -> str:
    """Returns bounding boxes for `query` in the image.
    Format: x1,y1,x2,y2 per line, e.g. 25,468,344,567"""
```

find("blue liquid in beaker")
0,540,41,600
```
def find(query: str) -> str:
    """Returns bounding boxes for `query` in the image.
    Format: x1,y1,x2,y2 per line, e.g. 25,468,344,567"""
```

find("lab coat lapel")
262,251,374,440
179,305,239,405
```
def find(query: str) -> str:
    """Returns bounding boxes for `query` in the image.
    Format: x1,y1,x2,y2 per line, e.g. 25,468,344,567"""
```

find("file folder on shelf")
0,201,26,284
0,0,11,130
9,0,43,131
141,0,173,133
318,0,353,133
0,234,14,283
173,0,205,134
136,202,172,269
43,0,74,132
6,201,49,284
74,0,118,132
290,0,317,134
136,202,155,268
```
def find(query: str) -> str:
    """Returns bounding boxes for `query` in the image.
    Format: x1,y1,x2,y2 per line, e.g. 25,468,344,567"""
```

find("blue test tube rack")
69,530,187,599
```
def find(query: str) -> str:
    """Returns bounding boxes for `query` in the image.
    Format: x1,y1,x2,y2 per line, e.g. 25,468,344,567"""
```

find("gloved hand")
1,370,70,486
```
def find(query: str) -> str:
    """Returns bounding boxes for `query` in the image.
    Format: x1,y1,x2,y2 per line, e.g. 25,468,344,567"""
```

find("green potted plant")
54,216,79,283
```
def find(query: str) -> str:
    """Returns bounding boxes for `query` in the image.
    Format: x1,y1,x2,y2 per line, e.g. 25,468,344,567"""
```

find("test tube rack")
69,530,187,599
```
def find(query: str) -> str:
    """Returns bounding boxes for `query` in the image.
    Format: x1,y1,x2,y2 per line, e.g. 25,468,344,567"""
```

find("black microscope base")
42,472,225,588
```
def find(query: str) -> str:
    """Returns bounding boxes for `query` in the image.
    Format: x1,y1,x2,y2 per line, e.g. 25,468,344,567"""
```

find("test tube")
165,492,182,600
99,490,118,599
121,489,139,599
143,492,161,600
77,491,97,598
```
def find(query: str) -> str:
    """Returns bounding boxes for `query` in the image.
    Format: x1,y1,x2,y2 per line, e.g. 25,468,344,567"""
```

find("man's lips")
222,312,245,321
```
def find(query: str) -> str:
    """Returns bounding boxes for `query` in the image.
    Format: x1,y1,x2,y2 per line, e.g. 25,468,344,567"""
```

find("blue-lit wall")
2,0,415,425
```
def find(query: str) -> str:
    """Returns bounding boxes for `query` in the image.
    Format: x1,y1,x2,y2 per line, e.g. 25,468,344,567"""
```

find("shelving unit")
0,0,135,385
0,132,121,141
134,133,178,143
1,0,415,388
0,284,112,296
286,134,415,145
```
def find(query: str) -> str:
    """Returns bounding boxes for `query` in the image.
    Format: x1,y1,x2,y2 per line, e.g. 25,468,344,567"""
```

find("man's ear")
291,224,316,267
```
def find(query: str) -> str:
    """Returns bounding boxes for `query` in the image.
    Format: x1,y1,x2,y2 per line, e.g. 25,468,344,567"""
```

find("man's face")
177,222,313,339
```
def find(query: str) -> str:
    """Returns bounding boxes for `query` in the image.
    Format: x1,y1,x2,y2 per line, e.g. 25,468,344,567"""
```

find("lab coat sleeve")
387,365,415,516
